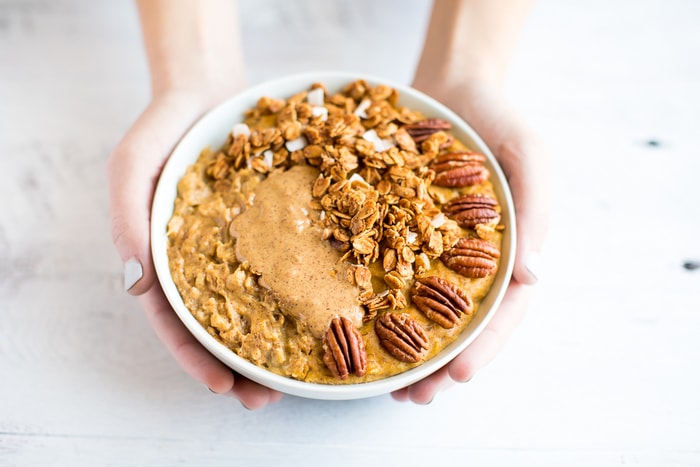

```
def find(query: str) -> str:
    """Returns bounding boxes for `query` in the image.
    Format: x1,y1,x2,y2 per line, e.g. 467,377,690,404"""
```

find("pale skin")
108,0,548,409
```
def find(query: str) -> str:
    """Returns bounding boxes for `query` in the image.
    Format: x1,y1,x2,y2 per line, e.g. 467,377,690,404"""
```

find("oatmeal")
166,80,503,384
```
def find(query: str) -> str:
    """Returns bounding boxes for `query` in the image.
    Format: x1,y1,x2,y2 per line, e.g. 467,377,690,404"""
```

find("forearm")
414,0,532,92
136,0,245,98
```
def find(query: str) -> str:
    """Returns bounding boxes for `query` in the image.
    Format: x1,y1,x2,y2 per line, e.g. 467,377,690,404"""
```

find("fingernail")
525,251,541,283
239,401,253,411
124,257,143,291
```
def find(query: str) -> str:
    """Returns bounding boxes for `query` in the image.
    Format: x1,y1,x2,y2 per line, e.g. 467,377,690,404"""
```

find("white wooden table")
1,1,698,465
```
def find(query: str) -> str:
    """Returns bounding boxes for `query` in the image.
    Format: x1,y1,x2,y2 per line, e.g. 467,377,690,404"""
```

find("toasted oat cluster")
167,80,504,384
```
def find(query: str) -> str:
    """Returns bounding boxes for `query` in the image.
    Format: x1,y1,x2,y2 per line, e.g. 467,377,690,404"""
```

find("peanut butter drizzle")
231,165,362,339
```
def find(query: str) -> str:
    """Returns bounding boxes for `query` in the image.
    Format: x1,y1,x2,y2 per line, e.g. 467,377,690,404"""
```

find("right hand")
392,78,550,404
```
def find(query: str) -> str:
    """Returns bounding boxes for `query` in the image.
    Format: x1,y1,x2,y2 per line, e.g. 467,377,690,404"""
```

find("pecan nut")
375,312,429,363
442,194,500,228
323,316,368,379
411,276,473,329
404,118,452,143
429,151,489,187
440,238,500,278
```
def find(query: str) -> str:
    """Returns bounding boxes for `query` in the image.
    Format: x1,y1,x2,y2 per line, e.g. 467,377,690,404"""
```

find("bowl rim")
150,70,516,400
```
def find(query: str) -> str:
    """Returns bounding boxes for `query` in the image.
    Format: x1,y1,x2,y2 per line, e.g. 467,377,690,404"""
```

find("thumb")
431,85,550,286
108,96,207,295
496,138,549,286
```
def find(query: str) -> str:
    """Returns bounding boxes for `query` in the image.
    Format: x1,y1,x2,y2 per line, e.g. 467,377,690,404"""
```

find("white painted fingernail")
124,257,143,291
525,251,541,283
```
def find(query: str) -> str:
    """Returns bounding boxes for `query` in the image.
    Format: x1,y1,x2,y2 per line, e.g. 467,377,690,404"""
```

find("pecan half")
404,118,452,143
375,312,429,363
442,194,500,229
323,316,367,379
430,152,489,187
411,276,473,329
440,238,500,278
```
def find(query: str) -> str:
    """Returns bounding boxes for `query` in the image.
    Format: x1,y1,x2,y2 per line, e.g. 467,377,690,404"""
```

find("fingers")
107,95,206,295
230,377,284,410
391,366,454,404
495,137,549,285
139,282,284,409
392,282,531,405
446,281,531,382
447,86,550,285
139,282,235,394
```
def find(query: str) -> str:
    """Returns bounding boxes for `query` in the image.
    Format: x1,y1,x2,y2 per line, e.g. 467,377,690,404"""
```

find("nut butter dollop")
231,165,362,338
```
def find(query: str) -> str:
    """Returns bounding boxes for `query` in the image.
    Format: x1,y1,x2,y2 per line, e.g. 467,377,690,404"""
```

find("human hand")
391,80,549,404
107,89,283,410
109,0,283,409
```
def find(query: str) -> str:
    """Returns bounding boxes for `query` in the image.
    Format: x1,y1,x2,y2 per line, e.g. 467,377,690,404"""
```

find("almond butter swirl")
230,165,362,339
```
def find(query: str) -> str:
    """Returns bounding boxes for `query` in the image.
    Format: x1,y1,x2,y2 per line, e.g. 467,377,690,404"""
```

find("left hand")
108,89,283,410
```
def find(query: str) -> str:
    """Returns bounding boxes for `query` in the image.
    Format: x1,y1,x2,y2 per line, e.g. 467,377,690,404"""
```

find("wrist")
137,0,246,103
413,57,503,99
413,0,532,97
149,58,245,103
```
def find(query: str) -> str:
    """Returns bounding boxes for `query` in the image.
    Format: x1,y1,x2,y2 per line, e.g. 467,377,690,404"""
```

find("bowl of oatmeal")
151,71,516,400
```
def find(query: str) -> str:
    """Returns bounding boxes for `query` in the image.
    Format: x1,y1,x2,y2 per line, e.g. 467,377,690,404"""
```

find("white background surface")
1,1,699,465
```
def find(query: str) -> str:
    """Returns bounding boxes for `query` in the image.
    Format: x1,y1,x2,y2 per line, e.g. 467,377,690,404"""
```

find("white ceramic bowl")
151,71,516,400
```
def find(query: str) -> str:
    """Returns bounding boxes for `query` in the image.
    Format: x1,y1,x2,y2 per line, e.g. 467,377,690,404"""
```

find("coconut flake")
362,129,395,152
378,138,395,152
263,150,274,168
285,136,308,152
407,231,418,244
307,88,325,106
349,173,366,184
362,129,380,143
354,98,371,119
232,123,250,138
311,106,328,121
362,129,381,150
431,213,446,228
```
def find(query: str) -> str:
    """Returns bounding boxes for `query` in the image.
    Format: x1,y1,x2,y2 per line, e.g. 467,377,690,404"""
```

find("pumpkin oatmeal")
166,80,503,384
